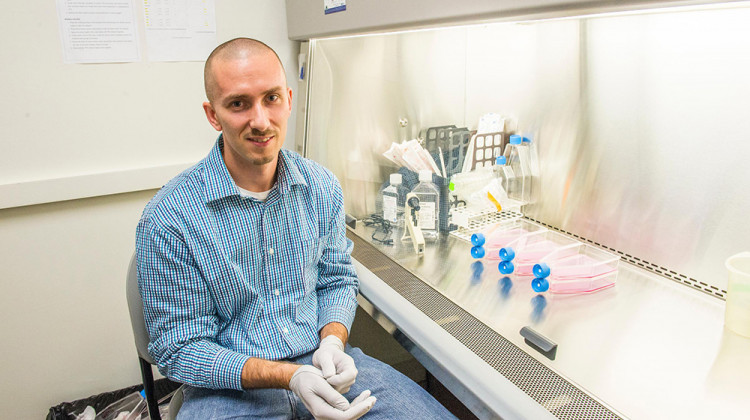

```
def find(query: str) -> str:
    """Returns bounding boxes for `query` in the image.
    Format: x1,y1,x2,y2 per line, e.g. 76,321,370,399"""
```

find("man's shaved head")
204,38,286,103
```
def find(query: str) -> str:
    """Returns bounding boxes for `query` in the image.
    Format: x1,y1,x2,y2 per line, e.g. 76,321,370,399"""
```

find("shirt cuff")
211,348,251,390
318,303,357,333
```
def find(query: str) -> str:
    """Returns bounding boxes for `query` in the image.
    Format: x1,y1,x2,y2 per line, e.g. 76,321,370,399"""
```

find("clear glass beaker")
725,252,750,337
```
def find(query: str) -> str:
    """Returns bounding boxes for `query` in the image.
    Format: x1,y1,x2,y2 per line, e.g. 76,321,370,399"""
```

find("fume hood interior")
296,2,750,419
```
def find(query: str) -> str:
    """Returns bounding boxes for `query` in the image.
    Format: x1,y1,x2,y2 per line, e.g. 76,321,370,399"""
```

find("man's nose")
248,105,271,131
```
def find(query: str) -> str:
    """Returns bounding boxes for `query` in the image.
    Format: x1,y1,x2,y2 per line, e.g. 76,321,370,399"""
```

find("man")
136,38,456,419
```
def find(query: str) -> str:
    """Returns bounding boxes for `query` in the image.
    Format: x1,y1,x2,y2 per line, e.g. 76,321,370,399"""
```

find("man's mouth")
248,135,274,143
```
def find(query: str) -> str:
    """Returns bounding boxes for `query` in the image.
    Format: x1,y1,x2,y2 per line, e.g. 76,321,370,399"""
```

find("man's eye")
230,101,243,108
268,94,279,102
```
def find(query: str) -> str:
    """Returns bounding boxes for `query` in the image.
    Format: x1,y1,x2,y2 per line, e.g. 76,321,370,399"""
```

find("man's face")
203,51,292,176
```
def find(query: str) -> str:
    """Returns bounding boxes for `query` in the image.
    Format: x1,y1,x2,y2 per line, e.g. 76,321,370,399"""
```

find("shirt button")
274,289,280,296
282,327,289,334
268,248,274,255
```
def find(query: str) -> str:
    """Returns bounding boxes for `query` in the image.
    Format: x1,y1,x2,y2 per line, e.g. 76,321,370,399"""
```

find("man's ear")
203,101,223,132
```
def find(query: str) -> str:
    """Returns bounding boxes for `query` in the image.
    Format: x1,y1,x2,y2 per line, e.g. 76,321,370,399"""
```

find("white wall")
0,191,156,418
0,1,298,418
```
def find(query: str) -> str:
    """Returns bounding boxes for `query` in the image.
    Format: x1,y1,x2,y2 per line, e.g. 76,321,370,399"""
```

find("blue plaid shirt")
135,137,358,390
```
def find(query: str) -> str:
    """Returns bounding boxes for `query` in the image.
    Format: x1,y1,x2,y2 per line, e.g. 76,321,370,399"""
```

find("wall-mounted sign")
56,0,140,63
324,0,346,15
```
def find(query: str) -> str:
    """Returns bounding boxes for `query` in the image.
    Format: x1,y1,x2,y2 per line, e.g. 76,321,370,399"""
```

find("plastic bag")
75,406,96,420
95,390,146,420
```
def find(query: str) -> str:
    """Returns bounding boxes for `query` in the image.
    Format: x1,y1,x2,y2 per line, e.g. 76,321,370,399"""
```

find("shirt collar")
276,148,308,194
203,135,307,204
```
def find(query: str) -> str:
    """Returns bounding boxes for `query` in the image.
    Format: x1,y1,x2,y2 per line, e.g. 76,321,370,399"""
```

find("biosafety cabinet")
286,1,750,419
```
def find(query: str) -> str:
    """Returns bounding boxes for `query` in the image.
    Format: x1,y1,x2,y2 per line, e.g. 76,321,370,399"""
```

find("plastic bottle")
493,155,516,194
412,170,440,241
382,173,407,227
503,135,531,203
124,390,147,420
373,182,386,218
95,390,147,420
522,136,540,201
522,136,541,178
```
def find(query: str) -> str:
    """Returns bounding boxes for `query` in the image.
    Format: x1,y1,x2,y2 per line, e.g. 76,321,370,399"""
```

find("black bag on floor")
47,378,180,420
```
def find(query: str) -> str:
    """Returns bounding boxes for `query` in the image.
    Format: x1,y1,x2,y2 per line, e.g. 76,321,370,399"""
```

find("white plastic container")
725,252,750,337
469,178,509,212
449,166,494,204
412,170,440,240
382,173,407,227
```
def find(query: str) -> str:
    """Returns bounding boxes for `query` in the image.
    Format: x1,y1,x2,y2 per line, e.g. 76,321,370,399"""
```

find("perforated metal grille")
525,217,726,299
349,231,623,420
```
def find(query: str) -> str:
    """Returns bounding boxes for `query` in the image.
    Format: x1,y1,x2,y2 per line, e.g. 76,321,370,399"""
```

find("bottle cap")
495,156,507,165
498,260,515,275
390,173,402,185
499,247,515,261
533,263,551,279
522,136,532,143
419,170,433,182
509,135,522,145
470,246,486,259
470,233,486,247
532,277,550,293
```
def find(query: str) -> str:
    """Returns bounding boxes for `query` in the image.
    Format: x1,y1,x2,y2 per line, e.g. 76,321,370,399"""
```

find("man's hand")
289,365,376,420
312,335,358,393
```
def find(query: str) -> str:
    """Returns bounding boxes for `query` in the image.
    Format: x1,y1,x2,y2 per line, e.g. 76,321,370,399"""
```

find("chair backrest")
127,253,167,420
126,253,155,364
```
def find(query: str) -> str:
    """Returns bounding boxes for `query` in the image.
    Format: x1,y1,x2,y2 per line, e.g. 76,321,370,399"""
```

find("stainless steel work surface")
350,222,750,420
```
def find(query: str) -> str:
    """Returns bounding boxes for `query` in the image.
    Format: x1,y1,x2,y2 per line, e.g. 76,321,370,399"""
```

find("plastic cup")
725,252,750,337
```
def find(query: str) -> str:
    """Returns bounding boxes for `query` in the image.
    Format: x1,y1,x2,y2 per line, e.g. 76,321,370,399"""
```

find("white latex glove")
289,365,377,420
312,336,358,394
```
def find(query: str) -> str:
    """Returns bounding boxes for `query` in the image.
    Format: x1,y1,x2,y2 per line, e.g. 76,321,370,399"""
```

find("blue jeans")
177,346,457,419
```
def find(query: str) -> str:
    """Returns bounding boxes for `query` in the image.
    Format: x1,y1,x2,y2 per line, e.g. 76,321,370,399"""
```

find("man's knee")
343,347,456,419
